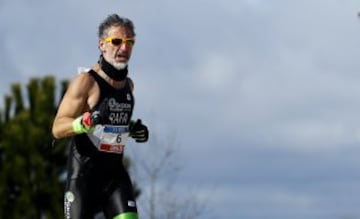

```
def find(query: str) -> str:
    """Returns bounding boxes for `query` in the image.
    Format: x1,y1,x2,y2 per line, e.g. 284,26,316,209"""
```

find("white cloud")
192,49,241,93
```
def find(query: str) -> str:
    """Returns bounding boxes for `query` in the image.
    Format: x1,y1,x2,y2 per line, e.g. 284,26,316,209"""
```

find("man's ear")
98,39,105,52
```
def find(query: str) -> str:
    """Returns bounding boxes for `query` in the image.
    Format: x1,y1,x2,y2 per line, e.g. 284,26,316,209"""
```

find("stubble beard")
103,53,128,70
112,61,127,70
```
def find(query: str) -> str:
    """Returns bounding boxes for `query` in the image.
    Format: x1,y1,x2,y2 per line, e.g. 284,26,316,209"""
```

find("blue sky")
2,0,360,218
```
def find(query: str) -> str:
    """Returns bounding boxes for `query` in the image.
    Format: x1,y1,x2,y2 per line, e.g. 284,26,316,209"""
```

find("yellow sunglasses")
104,37,135,46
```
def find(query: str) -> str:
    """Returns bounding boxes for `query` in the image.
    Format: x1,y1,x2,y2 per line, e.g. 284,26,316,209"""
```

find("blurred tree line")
0,76,68,218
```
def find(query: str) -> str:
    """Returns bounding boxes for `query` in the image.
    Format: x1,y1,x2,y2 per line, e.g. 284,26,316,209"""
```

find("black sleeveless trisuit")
64,70,137,219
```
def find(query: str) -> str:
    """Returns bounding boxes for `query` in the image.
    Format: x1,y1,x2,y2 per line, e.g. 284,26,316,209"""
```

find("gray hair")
98,14,136,39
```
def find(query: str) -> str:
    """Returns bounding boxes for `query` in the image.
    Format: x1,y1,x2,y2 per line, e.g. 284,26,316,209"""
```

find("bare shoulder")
56,71,97,116
67,72,96,97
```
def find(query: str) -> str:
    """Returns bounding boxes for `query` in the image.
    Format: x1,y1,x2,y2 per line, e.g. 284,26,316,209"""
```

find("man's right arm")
52,73,94,139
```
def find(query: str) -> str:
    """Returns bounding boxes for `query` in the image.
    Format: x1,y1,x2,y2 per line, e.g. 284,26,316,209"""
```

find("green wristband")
113,212,138,219
72,116,90,134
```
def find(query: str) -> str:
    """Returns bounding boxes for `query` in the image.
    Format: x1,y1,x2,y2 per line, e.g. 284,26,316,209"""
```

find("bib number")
92,125,129,154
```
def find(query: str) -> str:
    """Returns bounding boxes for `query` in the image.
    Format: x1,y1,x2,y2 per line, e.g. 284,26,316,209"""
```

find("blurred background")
1,0,360,218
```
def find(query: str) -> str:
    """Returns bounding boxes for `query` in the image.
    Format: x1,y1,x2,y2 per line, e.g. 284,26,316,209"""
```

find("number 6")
116,135,122,143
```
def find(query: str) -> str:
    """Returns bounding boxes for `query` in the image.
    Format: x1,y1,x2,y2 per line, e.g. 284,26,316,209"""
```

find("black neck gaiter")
98,55,128,81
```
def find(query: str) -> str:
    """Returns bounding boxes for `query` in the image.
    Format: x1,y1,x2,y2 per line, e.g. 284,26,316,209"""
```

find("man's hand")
72,100,109,134
129,119,149,143
87,99,110,125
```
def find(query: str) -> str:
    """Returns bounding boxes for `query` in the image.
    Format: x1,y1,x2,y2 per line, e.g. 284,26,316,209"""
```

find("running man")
52,14,148,219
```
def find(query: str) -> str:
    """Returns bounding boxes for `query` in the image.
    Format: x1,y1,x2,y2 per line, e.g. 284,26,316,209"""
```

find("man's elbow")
51,124,64,139
52,127,60,139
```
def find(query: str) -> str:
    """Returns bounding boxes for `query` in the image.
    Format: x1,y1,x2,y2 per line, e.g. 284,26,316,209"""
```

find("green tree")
0,76,68,219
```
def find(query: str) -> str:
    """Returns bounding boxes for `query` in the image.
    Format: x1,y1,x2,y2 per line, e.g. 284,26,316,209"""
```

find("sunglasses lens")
126,39,135,46
111,38,123,46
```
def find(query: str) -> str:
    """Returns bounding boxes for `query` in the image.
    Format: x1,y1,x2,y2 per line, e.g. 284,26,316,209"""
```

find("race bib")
90,125,129,154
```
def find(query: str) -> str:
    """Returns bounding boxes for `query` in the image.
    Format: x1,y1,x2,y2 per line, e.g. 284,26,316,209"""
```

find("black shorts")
64,139,137,219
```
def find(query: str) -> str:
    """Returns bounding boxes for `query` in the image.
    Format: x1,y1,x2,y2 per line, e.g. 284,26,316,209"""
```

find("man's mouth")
115,55,128,62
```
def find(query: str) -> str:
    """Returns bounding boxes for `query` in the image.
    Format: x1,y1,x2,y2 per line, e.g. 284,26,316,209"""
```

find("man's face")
99,25,135,70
